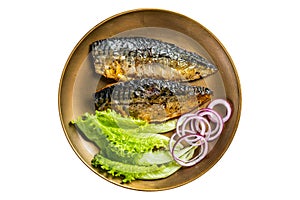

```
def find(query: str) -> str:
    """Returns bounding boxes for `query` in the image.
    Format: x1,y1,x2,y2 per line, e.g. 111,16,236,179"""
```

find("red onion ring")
170,134,208,167
196,108,224,141
192,117,211,140
176,113,198,135
180,115,211,141
208,99,232,123
172,129,200,146
169,99,231,167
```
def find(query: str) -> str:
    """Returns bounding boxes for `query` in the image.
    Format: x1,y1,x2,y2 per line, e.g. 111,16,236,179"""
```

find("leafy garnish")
71,109,195,182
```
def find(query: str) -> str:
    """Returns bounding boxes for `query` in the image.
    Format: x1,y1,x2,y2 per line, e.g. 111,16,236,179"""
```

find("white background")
1,0,299,199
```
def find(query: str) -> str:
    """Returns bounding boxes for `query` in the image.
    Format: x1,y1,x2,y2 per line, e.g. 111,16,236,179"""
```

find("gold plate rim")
58,8,242,191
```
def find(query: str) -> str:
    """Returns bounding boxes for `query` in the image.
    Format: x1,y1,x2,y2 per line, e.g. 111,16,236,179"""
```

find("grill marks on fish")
94,79,213,122
90,37,218,81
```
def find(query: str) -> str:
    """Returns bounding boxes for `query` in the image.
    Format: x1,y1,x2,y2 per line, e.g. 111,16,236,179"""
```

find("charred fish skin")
94,78,213,122
90,37,218,81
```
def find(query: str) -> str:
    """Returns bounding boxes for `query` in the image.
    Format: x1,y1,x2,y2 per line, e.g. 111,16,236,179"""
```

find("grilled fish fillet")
94,78,213,122
90,37,218,82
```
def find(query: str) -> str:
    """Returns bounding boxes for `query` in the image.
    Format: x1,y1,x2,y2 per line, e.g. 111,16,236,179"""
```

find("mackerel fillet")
94,78,213,122
90,37,218,81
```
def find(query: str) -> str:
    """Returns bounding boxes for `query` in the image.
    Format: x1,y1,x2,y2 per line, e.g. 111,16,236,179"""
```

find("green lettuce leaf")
95,109,177,133
72,112,170,155
92,146,195,183
71,110,195,182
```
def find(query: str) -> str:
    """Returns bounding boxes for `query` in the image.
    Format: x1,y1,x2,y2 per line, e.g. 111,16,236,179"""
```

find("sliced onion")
177,113,197,125
208,99,232,123
176,113,198,135
196,108,224,141
193,116,211,140
169,99,231,167
171,134,208,167
180,115,211,141
169,132,182,152
172,129,200,146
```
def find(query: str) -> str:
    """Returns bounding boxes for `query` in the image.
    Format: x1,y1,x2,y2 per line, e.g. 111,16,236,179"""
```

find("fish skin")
90,37,218,81
94,78,213,122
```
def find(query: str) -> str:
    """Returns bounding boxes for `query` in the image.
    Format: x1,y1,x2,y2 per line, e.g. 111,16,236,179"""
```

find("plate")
58,9,241,191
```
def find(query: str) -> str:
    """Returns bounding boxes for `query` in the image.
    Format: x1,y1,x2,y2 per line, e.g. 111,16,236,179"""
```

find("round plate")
58,9,241,191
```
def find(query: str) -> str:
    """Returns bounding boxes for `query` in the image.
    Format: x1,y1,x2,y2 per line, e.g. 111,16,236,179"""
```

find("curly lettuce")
72,111,170,155
94,109,177,133
71,109,195,182
92,148,194,183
